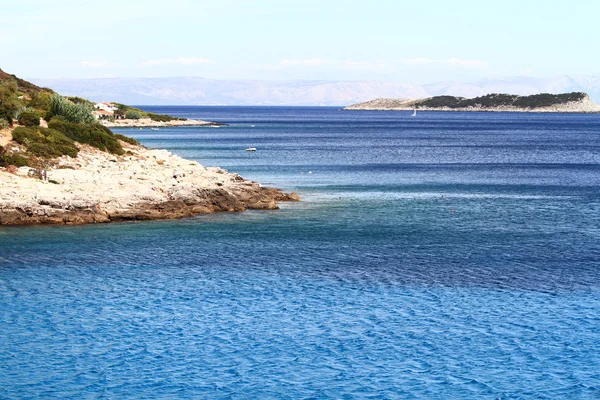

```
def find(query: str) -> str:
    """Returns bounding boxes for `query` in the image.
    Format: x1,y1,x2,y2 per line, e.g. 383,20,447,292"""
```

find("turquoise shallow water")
1,107,600,398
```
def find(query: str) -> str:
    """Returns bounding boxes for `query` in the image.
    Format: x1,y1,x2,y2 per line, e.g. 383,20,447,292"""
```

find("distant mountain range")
30,75,600,106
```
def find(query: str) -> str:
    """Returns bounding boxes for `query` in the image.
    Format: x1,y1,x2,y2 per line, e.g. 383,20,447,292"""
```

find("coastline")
344,106,600,113
344,95,600,113
0,141,298,226
101,117,227,128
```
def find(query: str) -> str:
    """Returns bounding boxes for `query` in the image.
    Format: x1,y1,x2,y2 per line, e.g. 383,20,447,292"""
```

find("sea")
1,107,599,398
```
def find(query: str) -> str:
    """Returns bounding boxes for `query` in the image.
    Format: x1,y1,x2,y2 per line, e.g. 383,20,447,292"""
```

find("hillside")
344,92,600,113
0,69,297,225
0,68,54,96
1,68,137,169
0,68,214,169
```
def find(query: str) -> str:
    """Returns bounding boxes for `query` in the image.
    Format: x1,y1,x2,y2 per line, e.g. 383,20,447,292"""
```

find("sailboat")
412,109,417,117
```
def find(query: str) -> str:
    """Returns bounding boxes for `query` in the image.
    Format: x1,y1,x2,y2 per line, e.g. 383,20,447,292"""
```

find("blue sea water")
1,107,600,398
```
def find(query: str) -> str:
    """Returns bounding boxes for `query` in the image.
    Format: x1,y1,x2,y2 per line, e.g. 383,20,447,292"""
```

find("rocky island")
344,92,600,113
0,69,298,225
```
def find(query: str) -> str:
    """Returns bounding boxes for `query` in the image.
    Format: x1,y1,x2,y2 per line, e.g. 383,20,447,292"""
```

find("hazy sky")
1,0,598,83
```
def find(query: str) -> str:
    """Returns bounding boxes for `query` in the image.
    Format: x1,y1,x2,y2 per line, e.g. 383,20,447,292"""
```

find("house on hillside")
92,109,114,120
94,102,117,112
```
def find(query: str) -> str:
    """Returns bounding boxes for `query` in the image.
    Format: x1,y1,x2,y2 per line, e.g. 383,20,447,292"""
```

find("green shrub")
415,92,588,109
12,126,79,158
114,134,140,145
513,92,587,108
19,109,41,127
0,80,20,125
66,96,93,106
0,118,8,129
48,118,124,155
49,94,94,124
125,110,142,120
28,91,52,112
14,106,27,120
0,152,29,167
146,112,171,122
146,112,186,122
11,126,37,144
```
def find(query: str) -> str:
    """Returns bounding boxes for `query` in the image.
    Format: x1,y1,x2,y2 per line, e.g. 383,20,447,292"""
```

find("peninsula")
344,92,600,113
0,69,298,225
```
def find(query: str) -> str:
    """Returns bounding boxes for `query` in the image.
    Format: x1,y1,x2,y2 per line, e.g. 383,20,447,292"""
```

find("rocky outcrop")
0,142,298,226
101,118,226,128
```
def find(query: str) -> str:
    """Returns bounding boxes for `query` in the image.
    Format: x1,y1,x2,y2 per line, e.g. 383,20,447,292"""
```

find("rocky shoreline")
0,141,298,226
101,118,226,128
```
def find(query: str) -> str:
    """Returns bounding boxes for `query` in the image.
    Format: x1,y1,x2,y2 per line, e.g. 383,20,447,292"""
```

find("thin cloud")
80,60,108,68
273,58,387,71
144,57,213,66
399,58,488,68
280,58,329,66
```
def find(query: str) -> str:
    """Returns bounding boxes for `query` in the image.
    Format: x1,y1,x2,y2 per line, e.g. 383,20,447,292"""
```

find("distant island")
0,68,297,225
344,92,600,113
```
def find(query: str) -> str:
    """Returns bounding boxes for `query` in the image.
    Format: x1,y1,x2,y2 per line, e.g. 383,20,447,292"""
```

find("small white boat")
245,147,257,152
412,109,417,117
151,127,159,131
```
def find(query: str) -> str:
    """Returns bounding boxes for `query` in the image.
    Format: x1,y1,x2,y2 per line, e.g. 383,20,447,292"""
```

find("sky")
1,0,599,84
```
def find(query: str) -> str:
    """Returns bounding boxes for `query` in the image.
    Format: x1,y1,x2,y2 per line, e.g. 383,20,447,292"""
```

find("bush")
14,106,27,120
125,110,142,120
48,118,124,155
66,96,93,106
415,92,588,109
114,134,140,145
49,94,95,124
0,80,20,125
147,112,186,122
0,118,8,129
12,126,79,158
0,152,29,167
513,92,587,108
19,109,41,127
28,92,52,112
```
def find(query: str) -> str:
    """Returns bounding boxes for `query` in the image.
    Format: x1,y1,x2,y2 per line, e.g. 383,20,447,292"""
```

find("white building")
92,110,114,119
94,102,118,112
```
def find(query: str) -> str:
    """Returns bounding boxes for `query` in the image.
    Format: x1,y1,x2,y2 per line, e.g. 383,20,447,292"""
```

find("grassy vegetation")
12,126,79,158
48,118,124,155
417,95,466,108
19,109,41,127
513,93,587,108
114,134,140,146
0,79,20,124
0,69,54,125
66,96,94,107
46,94,95,124
0,68,153,168
416,92,588,109
0,146,29,167
113,103,186,122
125,110,142,120
146,112,186,122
